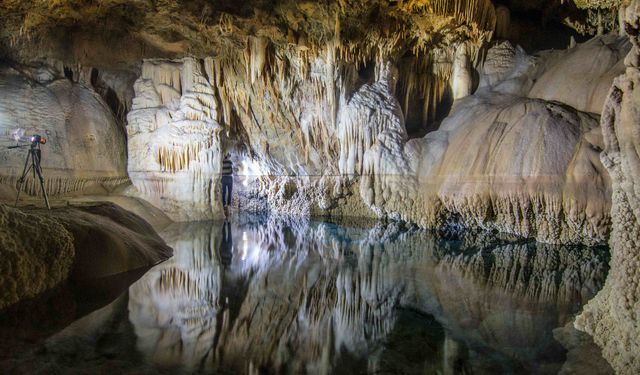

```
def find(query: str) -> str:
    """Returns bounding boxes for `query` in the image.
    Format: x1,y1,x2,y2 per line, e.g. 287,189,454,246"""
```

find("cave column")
574,1,640,373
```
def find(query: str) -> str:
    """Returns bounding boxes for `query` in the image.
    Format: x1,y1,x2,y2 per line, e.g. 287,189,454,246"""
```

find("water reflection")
219,220,233,267
6,216,611,374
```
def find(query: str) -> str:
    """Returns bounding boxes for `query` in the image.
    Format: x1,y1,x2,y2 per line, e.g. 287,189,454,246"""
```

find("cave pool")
0,216,611,374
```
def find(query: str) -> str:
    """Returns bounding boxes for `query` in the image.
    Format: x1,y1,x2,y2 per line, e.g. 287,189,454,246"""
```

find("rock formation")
47,203,173,279
0,204,74,309
0,202,172,309
0,0,639,371
0,0,623,246
575,1,640,373
0,64,128,197
115,28,627,247
127,58,223,220
529,34,629,114
360,37,627,245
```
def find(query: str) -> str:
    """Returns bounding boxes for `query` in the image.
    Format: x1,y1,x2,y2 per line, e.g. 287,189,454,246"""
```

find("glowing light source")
12,128,24,142
239,158,267,186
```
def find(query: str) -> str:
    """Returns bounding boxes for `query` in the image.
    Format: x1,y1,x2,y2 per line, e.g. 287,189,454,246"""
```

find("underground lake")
0,216,611,374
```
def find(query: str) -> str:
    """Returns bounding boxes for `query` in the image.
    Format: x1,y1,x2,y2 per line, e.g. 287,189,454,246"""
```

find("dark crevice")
63,66,73,81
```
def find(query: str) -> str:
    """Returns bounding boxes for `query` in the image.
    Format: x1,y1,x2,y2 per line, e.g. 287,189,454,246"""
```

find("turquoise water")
0,216,610,374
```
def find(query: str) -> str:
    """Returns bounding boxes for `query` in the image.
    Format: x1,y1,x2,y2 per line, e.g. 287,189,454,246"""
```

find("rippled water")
0,216,611,374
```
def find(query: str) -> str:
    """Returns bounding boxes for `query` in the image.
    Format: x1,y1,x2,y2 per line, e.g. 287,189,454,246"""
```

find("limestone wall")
0,64,128,198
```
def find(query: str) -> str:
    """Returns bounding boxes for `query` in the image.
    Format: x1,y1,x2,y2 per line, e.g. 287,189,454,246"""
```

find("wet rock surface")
0,202,172,309
0,204,74,309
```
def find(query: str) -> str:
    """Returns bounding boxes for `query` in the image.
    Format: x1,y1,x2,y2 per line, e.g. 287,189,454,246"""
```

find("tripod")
13,142,51,210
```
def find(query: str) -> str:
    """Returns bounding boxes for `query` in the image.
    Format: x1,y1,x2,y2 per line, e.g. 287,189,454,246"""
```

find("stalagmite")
127,58,223,220
338,63,406,178
451,43,473,100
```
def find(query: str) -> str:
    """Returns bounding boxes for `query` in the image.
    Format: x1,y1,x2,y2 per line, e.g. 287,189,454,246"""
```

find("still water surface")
0,216,610,374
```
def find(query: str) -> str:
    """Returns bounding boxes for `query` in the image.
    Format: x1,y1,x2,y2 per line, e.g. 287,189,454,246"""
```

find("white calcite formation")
451,43,474,100
529,34,630,114
362,93,610,244
126,58,224,221
124,8,491,220
0,64,128,197
122,34,626,247
575,2,640,373
360,37,628,245
337,63,407,178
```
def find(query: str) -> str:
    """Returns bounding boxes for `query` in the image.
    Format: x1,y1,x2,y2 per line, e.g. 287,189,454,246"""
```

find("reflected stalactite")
122,217,608,373
127,222,222,372
437,243,608,307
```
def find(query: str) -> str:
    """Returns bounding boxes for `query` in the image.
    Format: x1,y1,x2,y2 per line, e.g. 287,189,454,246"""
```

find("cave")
0,0,638,374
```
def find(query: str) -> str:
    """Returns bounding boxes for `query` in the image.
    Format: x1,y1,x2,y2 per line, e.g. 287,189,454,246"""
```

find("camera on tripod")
7,133,51,210
7,134,46,149
29,134,47,147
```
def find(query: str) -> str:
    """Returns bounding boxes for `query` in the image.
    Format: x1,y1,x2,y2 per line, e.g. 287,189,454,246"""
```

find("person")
221,153,233,217
218,219,233,267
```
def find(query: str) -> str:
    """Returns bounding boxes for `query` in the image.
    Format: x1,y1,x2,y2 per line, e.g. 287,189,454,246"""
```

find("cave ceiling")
0,0,616,70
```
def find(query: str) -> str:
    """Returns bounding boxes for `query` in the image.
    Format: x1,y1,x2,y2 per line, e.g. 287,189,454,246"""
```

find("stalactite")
121,0,500,221
495,5,511,39
404,0,497,32
246,36,269,85
141,60,182,94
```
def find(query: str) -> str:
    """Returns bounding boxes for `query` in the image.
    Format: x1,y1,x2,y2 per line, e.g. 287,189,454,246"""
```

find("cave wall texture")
0,0,624,246
575,2,640,373
121,25,627,245
0,65,128,197
0,0,639,372
0,201,173,308
0,0,623,242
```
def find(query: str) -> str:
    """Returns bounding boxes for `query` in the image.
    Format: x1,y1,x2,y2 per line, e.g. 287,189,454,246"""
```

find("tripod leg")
14,150,33,207
33,151,51,210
